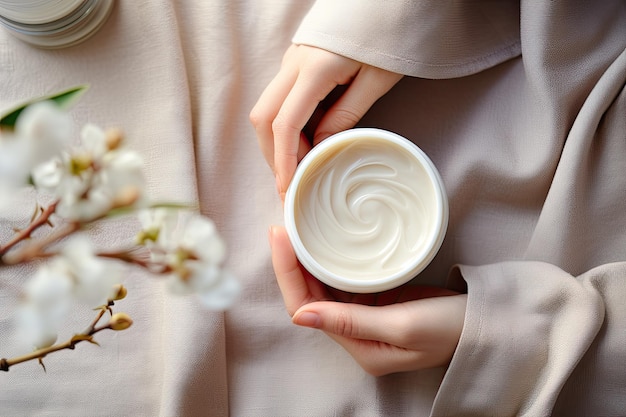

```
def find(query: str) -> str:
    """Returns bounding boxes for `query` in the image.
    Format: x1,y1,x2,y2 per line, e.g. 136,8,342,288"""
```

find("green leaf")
0,85,89,129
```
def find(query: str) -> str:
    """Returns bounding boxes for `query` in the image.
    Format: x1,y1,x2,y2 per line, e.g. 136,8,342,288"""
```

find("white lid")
0,0,84,24
0,0,114,49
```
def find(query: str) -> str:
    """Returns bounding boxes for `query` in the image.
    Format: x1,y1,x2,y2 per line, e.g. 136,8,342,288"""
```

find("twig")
97,250,152,269
1,221,81,265
0,201,59,258
0,302,114,372
96,249,172,275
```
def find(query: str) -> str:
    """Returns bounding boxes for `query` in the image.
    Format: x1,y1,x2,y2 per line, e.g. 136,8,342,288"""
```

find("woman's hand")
269,225,467,376
250,45,403,200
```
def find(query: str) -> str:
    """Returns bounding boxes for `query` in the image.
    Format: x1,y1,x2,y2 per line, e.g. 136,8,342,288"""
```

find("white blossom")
136,208,179,265
0,101,71,210
16,259,73,350
194,269,240,311
15,101,73,166
137,208,178,242
0,130,32,187
16,305,61,350
2,95,239,369
15,236,122,349
59,236,122,307
31,123,146,221
30,158,64,189
79,123,109,158
174,215,227,265
154,214,239,310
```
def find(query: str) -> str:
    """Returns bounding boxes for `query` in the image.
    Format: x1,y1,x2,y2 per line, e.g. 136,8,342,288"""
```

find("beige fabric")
0,1,625,416
293,0,522,79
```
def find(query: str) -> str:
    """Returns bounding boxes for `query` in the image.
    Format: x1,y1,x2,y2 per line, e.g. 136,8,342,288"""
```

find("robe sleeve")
432,36,626,414
292,0,521,79
432,261,626,416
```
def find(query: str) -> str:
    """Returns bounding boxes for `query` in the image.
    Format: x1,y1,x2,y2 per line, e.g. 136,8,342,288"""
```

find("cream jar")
0,0,115,49
284,128,448,293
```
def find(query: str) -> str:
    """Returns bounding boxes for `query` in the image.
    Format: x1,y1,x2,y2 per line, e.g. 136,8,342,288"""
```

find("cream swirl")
294,138,439,281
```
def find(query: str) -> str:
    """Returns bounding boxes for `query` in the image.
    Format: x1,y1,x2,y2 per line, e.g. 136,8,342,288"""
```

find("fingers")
294,296,466,344
251,45,363,198
324,334,427,376
293,301,412,345
269,225,329,315
292,295,468,374
250,51,299,170
271,53,360,195
313,67,403,145
293,301,430,375
251,45,404,200
269,225,310,316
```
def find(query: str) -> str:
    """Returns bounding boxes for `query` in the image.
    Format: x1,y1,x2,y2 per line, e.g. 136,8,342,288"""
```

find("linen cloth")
0,1,624,416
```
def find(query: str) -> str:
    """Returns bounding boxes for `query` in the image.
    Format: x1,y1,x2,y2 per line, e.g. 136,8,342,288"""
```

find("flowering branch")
2,220,80,266
0,86,239,374
0,201,59,259
0,294,132,373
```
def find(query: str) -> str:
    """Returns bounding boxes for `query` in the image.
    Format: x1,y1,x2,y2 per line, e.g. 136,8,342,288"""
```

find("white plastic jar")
284,128,448,293
0,0,114,48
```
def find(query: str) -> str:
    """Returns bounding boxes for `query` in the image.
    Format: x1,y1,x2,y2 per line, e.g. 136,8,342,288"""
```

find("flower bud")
109,313,133,331
112,186,140,208
105,127,124,150
111,284,127,301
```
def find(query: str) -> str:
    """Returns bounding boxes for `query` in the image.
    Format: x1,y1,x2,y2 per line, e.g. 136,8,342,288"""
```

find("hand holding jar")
250,45,403,200
269,225,466,376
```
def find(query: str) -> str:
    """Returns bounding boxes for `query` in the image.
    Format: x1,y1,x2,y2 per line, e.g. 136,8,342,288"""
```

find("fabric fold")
434,261,606,416
293,0,521,78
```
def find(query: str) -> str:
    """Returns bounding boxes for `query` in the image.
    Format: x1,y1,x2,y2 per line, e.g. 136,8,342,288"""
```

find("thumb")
313,67,403,144
292,301,405,344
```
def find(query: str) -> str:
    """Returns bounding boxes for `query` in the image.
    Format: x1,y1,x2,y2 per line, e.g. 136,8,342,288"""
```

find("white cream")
285,128,448,293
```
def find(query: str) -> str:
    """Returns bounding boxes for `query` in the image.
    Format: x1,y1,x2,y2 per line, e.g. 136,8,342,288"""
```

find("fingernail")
293,311,320,328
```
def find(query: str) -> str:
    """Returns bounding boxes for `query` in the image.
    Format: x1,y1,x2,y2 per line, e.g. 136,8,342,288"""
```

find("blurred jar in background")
0,0,114,48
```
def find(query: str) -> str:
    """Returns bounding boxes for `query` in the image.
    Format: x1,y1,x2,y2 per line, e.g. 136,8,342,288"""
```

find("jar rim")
0,0,97,35
284,128,449,293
